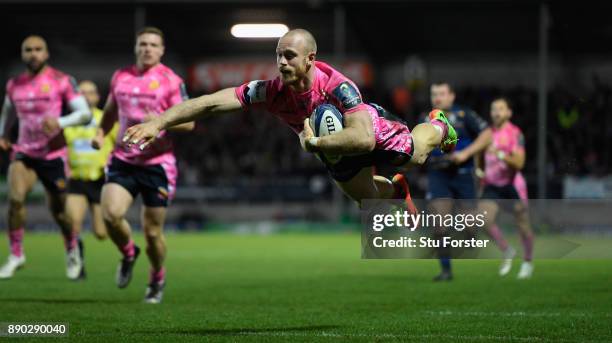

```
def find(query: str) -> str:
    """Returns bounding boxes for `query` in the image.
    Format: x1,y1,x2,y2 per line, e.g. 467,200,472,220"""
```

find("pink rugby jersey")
484,121,525,188
108,63,187,167
235,61,413,156
6,66,80,159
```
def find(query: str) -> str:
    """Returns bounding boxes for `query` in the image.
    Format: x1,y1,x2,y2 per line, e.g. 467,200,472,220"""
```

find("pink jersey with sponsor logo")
108,64,187,200
485,121,525,187
6,66,80,159
235,61,412,155
109,63,187,167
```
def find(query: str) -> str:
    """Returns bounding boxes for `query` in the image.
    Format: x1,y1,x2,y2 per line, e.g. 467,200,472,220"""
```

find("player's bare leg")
336,167,394,207
429,199,454,281
142,206,167,304
478,200,515,276
410,123,444,165
90,203,108,240
66,194,88,238
50,191,85,280
0,161,37,279
65,194,90,278
101,183,139,288
514,201,534,279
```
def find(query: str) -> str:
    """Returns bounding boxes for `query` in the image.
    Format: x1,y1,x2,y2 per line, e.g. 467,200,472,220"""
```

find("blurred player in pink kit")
92,27,193,303
477,97,534,279
123,29,458,214
0,35,92,280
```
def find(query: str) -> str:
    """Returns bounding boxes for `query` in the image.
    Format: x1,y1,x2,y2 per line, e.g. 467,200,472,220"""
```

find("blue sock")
439,257,451,272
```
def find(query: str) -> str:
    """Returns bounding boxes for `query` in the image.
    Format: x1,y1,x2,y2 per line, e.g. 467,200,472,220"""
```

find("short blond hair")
136,26,165,45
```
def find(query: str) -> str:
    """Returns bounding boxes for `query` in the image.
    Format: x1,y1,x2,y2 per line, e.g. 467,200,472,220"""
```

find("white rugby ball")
309,104,344,164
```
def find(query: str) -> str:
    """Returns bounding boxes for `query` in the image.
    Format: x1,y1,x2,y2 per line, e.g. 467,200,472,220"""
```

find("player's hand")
41,117,60,136
0,137,12,151
123,118,162,151
450,150,470,164
91,129,105,150
300,118,319,153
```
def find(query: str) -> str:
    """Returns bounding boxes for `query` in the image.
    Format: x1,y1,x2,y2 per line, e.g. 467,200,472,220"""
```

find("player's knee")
411,152,428,165
92,223,108,240
144,228,163,242
102,206,124,228
93,231,107,240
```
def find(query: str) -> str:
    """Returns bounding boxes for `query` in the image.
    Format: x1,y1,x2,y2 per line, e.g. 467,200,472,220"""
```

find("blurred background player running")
62,80,118,279
92,27,193,304
0,35,91,280
477,97,535,279
425,82,491,281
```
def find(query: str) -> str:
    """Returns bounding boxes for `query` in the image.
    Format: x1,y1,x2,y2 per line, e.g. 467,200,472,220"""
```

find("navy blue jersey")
425,104,488,171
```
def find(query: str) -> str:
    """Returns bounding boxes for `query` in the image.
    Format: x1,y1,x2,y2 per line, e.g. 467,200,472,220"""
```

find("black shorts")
106,157,172,207
322,150,412,182
481,184,521,212
427,170,477,199
481,184,520,200
14,152,67,194
321,103,412,182
68,178,104,204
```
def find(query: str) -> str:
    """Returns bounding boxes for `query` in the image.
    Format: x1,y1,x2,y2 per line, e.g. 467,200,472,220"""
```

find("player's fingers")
122,126,139,143
139,137,155,151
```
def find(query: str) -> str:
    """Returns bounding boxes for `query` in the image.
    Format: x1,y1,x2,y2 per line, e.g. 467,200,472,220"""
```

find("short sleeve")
167,77,189,108
327,79,368,115
61,75,81,103
235,80,272,111
514,130,525,154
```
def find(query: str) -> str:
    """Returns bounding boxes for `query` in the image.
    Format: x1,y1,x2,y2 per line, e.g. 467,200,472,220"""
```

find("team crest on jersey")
332,81,361,109
244,80,266,104
149,80,160,90
41,83,51,93
458,110,465,117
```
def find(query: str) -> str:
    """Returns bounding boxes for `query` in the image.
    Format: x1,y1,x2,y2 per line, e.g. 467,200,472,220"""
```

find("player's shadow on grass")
0,297,133,304
146,325,341,336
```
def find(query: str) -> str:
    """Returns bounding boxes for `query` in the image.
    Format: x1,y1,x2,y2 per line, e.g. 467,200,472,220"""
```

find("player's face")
79,81,100,108
490,100,512,127
430,84,455,110
276,36,312,85
135,33,164,69
21,37,49,73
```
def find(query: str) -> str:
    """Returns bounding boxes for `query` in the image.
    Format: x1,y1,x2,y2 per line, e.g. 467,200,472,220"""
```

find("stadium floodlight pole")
537,2,550,200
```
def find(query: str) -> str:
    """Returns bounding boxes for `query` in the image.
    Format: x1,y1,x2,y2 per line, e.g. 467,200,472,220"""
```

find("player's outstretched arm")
304,109,375,155
123,87,242,150
451,128,492,164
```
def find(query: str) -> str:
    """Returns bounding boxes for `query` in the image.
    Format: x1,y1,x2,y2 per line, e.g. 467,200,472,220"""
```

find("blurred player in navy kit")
425,82,491,281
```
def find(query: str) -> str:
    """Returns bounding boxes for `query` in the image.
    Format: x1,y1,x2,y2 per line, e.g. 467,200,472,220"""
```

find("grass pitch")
0,232,610,342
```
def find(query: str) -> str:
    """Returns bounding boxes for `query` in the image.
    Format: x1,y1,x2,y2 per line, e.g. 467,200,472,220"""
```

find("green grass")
0,233,611,342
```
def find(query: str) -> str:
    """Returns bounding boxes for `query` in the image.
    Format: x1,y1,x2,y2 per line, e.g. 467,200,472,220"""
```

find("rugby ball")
309,104,344,163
